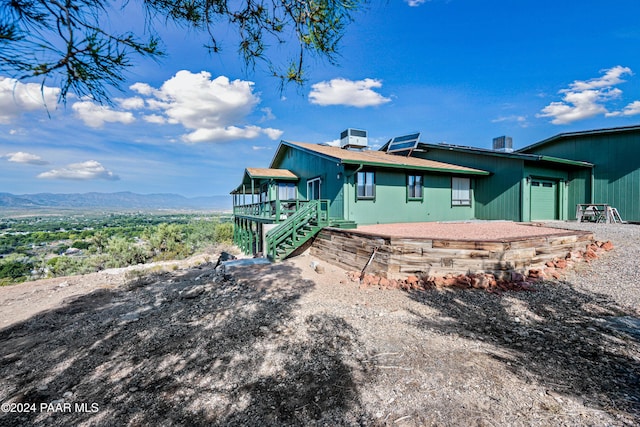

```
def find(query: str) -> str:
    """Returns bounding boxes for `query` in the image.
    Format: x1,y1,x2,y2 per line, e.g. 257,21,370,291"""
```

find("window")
357,171,375,199
260,184,268,202
407,175,423,200
307,177,321,200
277,182,296,201
452,177,471,206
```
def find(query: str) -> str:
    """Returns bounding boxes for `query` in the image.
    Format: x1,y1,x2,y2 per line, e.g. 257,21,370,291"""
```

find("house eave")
517,124,640,153
340,159,490,175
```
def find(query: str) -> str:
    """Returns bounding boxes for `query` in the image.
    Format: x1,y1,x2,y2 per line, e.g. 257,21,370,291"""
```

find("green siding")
521,130,640,222
344,169,474,225
418,150,523,221
274,146,477,225
275,148,345,219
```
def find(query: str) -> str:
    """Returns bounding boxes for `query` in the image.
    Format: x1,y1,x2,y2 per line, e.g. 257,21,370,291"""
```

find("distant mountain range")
0,192,232,211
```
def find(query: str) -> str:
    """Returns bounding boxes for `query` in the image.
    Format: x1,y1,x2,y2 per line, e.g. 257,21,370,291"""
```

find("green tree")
214,222,233,244
105,236,149,267
146,223,188,260
1,0,365,103
0,260,32,281
71,240,92,250
92,231,108,254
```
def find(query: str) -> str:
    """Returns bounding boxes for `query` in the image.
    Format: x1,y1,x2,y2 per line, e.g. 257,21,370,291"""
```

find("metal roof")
517,124,640,153
419,142,593,168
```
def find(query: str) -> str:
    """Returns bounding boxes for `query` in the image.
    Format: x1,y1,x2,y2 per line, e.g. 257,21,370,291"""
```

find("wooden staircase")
328,219,358,229
265,200,330,261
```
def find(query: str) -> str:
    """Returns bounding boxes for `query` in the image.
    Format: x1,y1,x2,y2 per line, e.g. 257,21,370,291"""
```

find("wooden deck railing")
233,199,311,221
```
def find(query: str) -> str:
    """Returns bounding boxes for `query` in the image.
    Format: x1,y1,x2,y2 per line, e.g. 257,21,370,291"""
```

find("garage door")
530,179,558,220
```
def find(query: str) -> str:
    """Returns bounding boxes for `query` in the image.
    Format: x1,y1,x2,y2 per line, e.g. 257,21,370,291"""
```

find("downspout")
346,164,364,178
347,164,364,186
590,168,595,203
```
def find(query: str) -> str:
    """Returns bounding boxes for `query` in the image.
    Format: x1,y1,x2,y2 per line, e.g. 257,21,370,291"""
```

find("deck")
310,221,594,279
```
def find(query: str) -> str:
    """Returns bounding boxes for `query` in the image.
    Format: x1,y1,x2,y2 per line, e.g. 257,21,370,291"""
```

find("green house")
232,125,638,259
517,125,640,222
232,137,489,259
411,143,593,222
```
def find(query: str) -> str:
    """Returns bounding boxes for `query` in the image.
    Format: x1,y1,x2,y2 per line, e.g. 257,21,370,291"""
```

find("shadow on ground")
0,262,370,426
407,280,640,424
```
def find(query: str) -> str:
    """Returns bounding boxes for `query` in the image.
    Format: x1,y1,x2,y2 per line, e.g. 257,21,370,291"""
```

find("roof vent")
340,128,368,149
493,136,513,153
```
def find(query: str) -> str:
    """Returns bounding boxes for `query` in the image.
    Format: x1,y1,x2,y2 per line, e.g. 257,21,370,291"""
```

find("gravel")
542,221,640,311
0,224,639,426
354,221,580,240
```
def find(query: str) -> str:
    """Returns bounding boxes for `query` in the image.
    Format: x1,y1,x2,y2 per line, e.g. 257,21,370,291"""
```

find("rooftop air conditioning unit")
493,136,513,153
340,128,368,149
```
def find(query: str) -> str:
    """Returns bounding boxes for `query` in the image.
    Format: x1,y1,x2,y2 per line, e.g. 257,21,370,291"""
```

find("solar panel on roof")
387,132,421,153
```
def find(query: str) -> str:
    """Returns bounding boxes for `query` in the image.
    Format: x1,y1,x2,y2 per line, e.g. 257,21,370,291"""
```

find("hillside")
0,192,231,211
0,238,638,426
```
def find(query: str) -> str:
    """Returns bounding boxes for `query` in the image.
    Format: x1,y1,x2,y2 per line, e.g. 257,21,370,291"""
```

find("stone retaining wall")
310,227,594,280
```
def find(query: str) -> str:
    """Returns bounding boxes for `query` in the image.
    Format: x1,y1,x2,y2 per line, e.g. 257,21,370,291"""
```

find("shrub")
45,256,93,276
105,236,149,268
146,223,188,260
0,260,32,280
214,223,233,244
72,240,91,250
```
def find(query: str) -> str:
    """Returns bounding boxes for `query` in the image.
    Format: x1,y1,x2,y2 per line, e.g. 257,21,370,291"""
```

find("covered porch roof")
231,168,298,194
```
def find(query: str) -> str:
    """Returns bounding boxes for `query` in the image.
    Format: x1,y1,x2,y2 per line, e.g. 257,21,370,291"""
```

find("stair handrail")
265,199,329,259
266,201,316,254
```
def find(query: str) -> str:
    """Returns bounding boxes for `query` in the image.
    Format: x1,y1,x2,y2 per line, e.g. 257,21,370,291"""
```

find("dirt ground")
0,249,639,426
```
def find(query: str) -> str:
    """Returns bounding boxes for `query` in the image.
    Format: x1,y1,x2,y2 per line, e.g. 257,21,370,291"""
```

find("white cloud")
260,107,275,122
405,0,428,6
182,124,282,143
130,70,282,143
537,66,637,124
129,82,154,96
309,78,391,107
607,100,640,117
2,151,49,165
143,114,167,124
0,77,60,123
262,127,284,140
569,66,631,91
72,100,136,128
491,115,529,127
38,160,119,181
117,96,145,110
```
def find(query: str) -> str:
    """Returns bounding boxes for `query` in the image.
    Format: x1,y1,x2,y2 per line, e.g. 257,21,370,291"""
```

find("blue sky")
2,0,640,197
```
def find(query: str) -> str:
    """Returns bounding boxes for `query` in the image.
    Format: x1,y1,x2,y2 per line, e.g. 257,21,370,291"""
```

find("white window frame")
357,171,375,200
277,182,297,201
407,174,423,200
452,177,471,206
307,177,322,200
